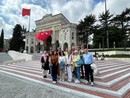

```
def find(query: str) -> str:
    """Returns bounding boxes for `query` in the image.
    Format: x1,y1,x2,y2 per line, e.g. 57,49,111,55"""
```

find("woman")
50,50,58,84
48,50,53,76
73,50,81,83
40,51,49,78
66,50,73,82
58,51,66,81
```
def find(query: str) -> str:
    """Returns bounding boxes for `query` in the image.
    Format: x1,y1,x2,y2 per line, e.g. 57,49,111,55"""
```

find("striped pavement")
0,60,130,98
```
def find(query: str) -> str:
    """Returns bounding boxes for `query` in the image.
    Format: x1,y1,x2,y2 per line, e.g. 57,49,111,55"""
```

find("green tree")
99,10,113,48
10,24,25,51
93,25,104,48
112,8,130,49
77,14,96,47
107,26,122,48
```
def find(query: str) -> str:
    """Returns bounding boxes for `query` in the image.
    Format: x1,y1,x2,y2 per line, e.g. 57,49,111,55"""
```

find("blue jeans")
49,66,52,76
52,75,57,81
76,66,80,81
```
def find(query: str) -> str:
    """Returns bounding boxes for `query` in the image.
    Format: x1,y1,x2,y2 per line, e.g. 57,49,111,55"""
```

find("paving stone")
0,72,86,98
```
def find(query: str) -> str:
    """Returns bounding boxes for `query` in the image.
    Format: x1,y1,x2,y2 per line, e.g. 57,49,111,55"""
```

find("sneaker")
52,81,55,83
52,81,56,84
53,81,56,84
81,76,84,79
75,80,80,83
91,82,94,86
68,80,72,82
43,75,47,78
86,81,89,84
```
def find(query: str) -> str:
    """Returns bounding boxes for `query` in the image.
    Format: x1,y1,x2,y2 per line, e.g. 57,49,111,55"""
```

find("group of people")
40,46,95,86
95,53,105,60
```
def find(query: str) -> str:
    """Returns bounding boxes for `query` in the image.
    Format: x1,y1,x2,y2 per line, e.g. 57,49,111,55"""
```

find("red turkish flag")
35,30,53,42
22,8,30,16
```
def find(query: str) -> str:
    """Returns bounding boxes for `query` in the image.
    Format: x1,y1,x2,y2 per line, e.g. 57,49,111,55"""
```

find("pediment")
35,13,70,26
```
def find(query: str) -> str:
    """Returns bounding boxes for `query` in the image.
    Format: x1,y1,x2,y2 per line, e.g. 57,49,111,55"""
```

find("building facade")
25,13,77,53
4,39,10,51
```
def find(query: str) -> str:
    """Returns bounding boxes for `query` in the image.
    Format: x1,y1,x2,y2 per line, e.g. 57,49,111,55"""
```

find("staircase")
0,60,130,98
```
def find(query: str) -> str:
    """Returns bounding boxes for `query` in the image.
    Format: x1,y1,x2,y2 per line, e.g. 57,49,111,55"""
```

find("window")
64,32,67,40
31,38,33,44
26,39,28,44
72,32,74,39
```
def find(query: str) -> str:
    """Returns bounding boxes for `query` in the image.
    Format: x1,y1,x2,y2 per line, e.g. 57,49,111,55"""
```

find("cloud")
0,0,51,39
92,0,130,18
51,0,94,23
0,17,13,39
4,24,13,39
0,17,5,27
0,0,130,39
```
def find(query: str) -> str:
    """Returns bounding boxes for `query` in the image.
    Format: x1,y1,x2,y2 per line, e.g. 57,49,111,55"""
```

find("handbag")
76,59,84,65
90,63,99,75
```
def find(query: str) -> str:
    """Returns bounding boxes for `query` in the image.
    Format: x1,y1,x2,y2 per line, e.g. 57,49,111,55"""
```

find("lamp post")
105,0,109,48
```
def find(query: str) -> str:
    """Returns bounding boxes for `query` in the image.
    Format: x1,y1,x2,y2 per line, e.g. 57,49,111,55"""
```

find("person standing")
40,51,49,78
80,45,85,78
57,47,61,76
50,50,58,84
48,50,53,76
83,48,94,86
58,51,66,81
66,50,73,82
73,50,81,83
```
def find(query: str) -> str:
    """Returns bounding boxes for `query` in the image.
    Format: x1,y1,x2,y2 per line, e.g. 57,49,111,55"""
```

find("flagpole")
28,14,30,32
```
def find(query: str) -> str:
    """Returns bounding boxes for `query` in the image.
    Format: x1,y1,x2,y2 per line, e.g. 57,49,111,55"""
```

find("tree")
99,10,113,48
93,25,104,48
112,8,130,49
0,29,4,51
10,24,25,51
77,14,96,47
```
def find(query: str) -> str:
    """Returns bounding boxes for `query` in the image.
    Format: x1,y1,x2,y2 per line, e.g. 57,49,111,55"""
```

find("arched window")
31,38,33,44
64,32,67,40
72,32,74,39
26,39,28,44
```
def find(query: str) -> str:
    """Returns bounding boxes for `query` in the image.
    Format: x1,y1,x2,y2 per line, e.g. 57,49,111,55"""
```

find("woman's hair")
53,50,58,55
59,51,65,56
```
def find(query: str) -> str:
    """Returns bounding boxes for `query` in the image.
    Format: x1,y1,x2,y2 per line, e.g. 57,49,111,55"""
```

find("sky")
0,0,130,39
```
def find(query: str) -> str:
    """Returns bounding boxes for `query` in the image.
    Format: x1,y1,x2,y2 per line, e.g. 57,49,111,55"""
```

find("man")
83,48,94,86
80,45,85,78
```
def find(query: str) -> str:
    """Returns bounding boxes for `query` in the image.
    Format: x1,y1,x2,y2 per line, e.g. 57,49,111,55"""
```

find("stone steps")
0,60,130,98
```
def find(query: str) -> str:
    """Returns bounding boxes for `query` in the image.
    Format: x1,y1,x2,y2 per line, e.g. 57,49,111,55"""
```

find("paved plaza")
0,59,130,98
0,72,84,98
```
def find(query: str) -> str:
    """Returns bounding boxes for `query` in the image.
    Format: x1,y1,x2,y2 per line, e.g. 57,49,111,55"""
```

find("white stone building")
4,39,10,51
25,13,77,53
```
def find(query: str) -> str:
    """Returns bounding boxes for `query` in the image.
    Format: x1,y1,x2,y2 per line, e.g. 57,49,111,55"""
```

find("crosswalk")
0,60,130,98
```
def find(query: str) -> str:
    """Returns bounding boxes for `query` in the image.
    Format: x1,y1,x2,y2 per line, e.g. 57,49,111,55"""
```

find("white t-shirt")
66,54,72,64
58,56,66,64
